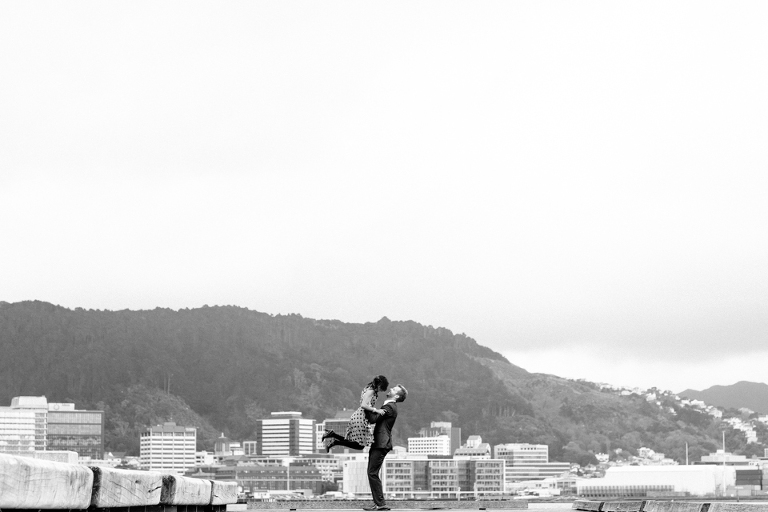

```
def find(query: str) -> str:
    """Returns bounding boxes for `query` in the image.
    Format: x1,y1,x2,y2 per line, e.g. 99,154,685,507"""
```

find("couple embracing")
322,375,408,511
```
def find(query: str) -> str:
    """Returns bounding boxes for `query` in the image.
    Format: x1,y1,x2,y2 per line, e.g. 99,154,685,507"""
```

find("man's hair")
394,384,408,403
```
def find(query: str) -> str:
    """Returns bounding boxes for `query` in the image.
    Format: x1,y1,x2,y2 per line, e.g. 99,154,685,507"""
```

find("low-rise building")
216,462,324,495
408,435,451,456
577,465,737,498
343,455,504,498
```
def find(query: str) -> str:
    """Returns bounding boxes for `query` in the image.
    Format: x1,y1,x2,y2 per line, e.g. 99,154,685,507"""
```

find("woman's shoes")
321,429,333,441
323,437,336,453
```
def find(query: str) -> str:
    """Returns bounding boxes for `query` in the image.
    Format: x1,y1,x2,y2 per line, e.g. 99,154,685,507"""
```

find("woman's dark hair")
368,375,389,392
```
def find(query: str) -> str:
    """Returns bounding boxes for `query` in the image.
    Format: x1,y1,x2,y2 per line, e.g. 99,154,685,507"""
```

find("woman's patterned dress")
345,385,378,446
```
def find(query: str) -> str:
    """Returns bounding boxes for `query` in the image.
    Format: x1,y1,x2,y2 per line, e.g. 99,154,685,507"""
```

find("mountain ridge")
0,300,762,463
680,381,768,414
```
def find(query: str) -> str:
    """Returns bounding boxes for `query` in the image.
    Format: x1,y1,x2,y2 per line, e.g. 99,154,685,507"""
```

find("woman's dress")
345,386,378,446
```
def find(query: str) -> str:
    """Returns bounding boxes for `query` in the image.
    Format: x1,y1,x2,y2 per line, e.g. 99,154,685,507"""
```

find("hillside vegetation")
0,301,761,461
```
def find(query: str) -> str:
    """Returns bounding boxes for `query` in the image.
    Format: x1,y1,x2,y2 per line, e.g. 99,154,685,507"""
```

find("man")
363,384,407,512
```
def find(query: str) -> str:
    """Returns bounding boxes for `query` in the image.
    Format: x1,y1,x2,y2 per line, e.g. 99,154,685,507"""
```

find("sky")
1,2,767,394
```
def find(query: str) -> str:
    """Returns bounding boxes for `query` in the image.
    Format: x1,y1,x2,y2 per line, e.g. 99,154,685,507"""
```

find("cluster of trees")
1,300,763,462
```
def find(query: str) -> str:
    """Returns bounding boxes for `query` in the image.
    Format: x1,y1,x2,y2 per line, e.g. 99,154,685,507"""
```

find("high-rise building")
140,422,197,473
255,412,316,456
419,422,461,455
0,408,39,455
0,396,48,455
47,402,104,460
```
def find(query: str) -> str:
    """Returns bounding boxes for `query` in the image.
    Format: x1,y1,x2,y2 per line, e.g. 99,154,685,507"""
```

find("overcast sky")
2,2,766,394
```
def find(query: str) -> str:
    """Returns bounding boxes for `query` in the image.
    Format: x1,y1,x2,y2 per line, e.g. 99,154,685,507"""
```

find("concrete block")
644,500,706,512
211,480,239,505
709,504,768,512
574,500,605,511
161,474,214,505
602,501,645,512
90,466,163,507
0,453,93,509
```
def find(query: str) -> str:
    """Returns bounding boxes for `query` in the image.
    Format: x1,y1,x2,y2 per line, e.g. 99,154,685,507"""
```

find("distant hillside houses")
724,417,758,444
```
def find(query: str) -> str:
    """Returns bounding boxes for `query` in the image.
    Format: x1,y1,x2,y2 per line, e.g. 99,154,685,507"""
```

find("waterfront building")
216,462,324,495
47,402,104,460
408,434,451,456
343,455,504,498
577,465,737,498
139,421,197,473
255,412,316,456
504,461,571,482
494,443,548,463
297,453,343,483
699,450,750,465
493,443,569,486
507,475,582,495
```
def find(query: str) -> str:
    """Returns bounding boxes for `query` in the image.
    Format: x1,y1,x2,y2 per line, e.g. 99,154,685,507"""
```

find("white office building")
0,396,48,455
408,434,451,456
494,443,549,463
140,422,197,473
493,443,568,485
255,412,316,456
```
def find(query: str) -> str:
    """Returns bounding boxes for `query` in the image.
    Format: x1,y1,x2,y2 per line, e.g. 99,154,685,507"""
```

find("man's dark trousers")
367,400,397,508
367,446,389,507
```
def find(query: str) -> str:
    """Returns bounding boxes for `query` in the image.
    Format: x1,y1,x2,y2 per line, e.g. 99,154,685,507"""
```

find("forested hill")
0,301,520,453
0,301,758,462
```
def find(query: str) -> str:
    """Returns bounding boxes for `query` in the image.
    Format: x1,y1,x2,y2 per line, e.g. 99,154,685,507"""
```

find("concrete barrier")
247,500,528,509
211,480,239,505
90,466,163,507
0,453,94,509
709,504,768,512
644,501,707,512
574,500,605,511
603,502,645,512
161,474,213,505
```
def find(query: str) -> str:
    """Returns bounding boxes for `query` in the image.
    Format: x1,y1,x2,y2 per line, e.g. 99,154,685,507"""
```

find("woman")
322,375,389,452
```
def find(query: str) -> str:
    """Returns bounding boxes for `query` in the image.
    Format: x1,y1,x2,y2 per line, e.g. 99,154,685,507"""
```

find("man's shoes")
376,507,390,511
362,506,389,511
